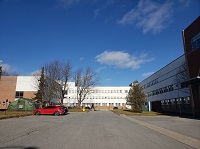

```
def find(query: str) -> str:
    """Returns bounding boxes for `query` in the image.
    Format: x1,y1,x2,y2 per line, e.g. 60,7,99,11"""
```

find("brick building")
0,76,130,110
182,16,200,118
0,76,37,110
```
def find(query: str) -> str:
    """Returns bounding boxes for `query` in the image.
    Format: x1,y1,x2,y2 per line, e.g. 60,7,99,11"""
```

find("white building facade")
63,82,130,110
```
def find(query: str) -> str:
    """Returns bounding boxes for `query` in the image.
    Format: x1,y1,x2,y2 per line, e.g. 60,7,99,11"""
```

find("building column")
148,101,152,111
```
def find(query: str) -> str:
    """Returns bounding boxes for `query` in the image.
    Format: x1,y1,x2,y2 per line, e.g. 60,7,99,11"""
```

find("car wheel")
54,111,60,116
36,111,40,115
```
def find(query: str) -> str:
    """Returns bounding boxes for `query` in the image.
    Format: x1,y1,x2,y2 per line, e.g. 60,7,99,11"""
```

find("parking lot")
0,111,199,149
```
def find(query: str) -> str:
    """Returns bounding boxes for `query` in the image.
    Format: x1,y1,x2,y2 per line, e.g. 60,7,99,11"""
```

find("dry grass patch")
68,108,90,112
0,111,33,120
112,109,162,116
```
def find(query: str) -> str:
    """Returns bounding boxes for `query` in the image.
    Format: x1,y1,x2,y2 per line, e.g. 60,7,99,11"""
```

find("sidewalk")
121,115,200,149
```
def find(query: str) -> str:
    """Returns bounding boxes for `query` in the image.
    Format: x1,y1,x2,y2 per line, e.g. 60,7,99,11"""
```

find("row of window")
72,103,125,106
67,96,126,99
68,90,129,94
146,85,174,97
192,32,200,50
142,79,158,89
161,97,190,105
15,90,129,99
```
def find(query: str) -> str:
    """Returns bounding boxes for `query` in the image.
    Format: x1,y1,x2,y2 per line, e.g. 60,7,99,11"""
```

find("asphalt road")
0,111,199,149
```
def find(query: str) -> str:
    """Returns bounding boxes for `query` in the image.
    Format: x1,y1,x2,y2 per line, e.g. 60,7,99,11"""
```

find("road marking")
121,114,200,149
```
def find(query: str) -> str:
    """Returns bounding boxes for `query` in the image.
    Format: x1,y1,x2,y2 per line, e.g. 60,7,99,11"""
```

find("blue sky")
0,0,199,86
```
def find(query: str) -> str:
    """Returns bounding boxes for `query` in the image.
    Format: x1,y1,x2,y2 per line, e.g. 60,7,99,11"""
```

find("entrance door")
18,100,25,111
151,101,162,112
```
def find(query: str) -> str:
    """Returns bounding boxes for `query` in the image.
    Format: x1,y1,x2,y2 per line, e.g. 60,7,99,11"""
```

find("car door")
40,107,48,114
41,106,51,114
48,106,56,114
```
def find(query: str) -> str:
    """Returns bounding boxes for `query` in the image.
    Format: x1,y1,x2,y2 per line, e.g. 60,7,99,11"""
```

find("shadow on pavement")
160,111,200,120
1,146,39,149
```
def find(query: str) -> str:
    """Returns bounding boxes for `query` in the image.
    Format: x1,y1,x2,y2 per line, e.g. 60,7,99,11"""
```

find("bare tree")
59,61,72,104
37,60,72,105
174,60,190,93
73,67,99,108
0,68,19,76
0,61,5,80
0,65,2,80
0,61,19,77
42,60,63,104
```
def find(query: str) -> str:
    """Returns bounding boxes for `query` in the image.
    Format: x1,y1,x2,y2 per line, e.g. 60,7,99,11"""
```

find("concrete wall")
16,76,38,91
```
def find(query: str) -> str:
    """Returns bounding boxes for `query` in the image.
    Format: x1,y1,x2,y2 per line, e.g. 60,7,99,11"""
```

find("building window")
161,100,164,105
170,99,175,105
191,32,200,50
109,103,114,106
187,97,191,104
15,91,24,98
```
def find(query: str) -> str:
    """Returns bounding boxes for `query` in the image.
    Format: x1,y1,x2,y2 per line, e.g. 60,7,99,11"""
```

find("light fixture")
197,67,200,79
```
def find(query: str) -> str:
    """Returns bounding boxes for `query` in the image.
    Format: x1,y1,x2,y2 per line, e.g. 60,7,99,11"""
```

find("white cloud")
118,0,173,34
105,78,112,82
106,0,116,5
58,0,80,8
1,63,17,75
95,51,153,70
96,66,107,73
177,0,191,8
31,70,41,76
94,8,100,20
79,57,84,61
142,72,154,77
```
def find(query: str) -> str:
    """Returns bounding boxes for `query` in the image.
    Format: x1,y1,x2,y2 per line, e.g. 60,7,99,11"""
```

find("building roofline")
139,54,185,83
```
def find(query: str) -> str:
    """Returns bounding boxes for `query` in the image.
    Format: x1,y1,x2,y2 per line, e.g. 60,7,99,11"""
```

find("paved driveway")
130,115,200,140
0,111,199,149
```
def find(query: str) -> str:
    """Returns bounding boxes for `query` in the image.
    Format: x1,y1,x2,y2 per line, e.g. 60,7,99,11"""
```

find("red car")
56,105,68,114
34,105,65,116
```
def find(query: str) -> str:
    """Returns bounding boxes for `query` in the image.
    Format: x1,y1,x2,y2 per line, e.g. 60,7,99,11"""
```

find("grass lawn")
0,108,89,120
0,111,33,120
112,109,162,116
68,108,90,112
0,109,162,120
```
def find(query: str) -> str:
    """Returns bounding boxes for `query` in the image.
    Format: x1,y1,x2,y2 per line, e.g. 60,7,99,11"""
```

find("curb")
120,114,200,149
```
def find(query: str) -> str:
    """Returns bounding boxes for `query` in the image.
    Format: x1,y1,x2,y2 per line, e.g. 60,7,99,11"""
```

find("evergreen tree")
34,67,45,104
126,81,146,113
